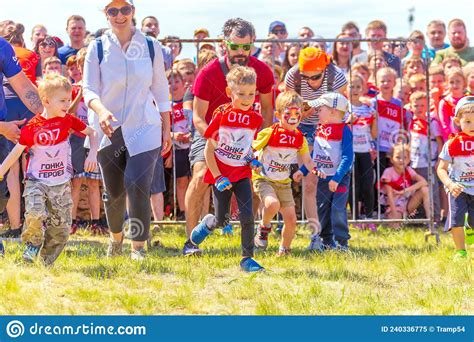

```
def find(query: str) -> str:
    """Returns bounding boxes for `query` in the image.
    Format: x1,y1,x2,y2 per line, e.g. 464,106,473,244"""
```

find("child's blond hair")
275,90,303,113
442,56,462,69
351,62,370,78
75,48,87,70
456,102,474,118
43,56,61,70
226,66,257,88
409,90,427,103
376,67,397,80
463,62,474,79
429,65,444,77
403,57,424,73
408,74,426,88
37,73,72,100
445,67,466,83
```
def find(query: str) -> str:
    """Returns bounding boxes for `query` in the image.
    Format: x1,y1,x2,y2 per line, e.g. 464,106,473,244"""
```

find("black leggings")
98,128,159,241
212,178,254,258
350,152,375,218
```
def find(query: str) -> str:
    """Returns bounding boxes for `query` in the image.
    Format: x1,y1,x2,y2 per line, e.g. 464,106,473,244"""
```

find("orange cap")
298,47,331,72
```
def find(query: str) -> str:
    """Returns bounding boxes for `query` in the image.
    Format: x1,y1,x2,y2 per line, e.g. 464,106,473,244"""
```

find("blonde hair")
442,56,462,69
463,62,474,78
456,102,474,118
429,65,444,77
376,67,397,80
75,48,87,70
408,74,426,87
409,90,427,103
403,57,424,70
37,73,72,99
197,49,217,70
275,90,303,113
226,66,257,88
445,67,465,82
43,56,61,69
365,20,387,35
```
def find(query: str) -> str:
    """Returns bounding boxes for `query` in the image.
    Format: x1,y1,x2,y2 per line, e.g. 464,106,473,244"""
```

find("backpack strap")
293,68,302,95
145,35,155,66
96,35,155,65
96,37,103,64
219,56,230,77
326,63,336,92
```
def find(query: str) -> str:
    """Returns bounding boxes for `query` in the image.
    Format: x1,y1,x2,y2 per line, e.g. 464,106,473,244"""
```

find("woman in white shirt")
83,0,171,260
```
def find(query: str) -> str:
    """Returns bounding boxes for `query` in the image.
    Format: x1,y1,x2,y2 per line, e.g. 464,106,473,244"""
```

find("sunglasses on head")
226,41,253,51
301,72,324,81
106,5,133,17
272,29,287,35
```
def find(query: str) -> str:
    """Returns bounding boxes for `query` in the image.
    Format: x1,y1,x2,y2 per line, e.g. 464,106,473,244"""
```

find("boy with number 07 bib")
0,74,98,265
189,66,265,272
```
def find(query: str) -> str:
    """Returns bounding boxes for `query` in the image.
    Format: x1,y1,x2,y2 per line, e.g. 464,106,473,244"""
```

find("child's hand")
249,159,263,173
84,155,98,173
215,175,232,192
312,167,326,179
328,180,339,192
293,170,303,182
359,96,372,106
164,155,173,169
369,149,377,162
448,181,464,198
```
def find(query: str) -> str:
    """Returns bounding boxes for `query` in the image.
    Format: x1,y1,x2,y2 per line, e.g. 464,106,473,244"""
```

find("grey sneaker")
307,234,324,252
254,224,271,250
107,237,123,257
131,248,146,261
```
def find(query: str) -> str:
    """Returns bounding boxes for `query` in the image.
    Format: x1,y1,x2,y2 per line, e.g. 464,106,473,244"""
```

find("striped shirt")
284,64,347,125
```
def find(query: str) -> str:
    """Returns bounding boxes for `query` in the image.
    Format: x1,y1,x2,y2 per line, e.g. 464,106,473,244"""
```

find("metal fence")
155,37,437,238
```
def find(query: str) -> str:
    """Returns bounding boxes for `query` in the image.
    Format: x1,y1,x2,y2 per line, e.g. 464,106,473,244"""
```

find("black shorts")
174,148,191,178
70,134,86,176
447,192,474,231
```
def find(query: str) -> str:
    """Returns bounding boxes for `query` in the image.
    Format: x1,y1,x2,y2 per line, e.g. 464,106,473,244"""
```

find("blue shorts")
298,123,316,147
446,192,474,231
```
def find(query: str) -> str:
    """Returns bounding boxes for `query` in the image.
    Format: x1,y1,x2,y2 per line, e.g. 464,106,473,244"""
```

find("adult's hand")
0,119,26,143
98,110,117,137
161,129,172,156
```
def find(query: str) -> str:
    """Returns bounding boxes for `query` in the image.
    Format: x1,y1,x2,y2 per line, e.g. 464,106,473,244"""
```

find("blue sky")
2,0,473,58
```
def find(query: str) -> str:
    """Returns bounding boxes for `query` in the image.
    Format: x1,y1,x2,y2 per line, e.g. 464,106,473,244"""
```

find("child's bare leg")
451,227,466,251
86,178,101,220
262,194,280,226
280,206,297,249
387,209,403,229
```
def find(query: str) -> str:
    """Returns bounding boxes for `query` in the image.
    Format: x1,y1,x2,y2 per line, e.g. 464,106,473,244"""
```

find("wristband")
299,165,309,176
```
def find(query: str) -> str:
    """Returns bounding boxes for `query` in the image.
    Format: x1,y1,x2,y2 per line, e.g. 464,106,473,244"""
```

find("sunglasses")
272,29,287,35
40,42,55,48
226,41,253,51
301,73,324,81
106,5,133,17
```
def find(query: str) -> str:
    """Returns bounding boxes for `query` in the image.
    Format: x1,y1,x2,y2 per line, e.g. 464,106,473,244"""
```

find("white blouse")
83,29,171,156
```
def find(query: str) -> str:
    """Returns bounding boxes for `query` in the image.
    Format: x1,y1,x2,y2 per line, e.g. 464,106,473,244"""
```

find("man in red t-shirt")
183,18,274,255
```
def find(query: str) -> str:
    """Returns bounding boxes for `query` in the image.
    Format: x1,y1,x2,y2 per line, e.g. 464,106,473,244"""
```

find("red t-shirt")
203,103,263,183
19,114,87,186
71,84,89,138
192,56,274,124
13,46,38,84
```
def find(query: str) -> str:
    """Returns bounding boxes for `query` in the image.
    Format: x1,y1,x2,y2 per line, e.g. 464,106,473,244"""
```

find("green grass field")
0,225,473,315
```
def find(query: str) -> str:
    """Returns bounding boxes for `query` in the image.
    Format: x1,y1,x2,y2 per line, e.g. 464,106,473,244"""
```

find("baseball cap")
194,28,209,37
298,47,331,72
269,21,286,34
101,0,134,9
454,96,474,117
308,93,348,112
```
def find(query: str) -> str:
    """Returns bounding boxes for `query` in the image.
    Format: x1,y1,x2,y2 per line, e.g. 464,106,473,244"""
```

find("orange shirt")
13,46,39,84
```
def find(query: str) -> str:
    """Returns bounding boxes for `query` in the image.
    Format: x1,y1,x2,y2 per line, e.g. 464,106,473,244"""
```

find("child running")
188,66,265,272
437,96,474,259
252,91,323,256
0,74,98,264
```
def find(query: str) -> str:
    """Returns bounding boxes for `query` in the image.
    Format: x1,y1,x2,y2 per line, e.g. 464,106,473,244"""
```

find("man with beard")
433,19,474,66
182,18,274,256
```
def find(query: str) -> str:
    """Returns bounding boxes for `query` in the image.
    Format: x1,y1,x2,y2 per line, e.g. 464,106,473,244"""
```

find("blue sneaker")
222,224,233,235
182,240,202,256
0,241,4,257
190,214,217,245
240,257,264,272
23,243,41,263
307,234,324,252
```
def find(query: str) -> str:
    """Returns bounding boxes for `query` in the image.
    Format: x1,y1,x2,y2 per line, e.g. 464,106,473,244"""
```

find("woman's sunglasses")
226,41,253,51
301,72,324,81
40,42,55,48
106,5,133,17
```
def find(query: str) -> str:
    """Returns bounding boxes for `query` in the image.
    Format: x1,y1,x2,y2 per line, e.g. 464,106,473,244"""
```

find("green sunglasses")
226,41,253,51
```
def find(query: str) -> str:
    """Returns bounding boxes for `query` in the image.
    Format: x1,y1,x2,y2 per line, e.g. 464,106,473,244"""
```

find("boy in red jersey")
252,91,323,256
0,74,98,264
189,66,264,272
437,96,474,259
